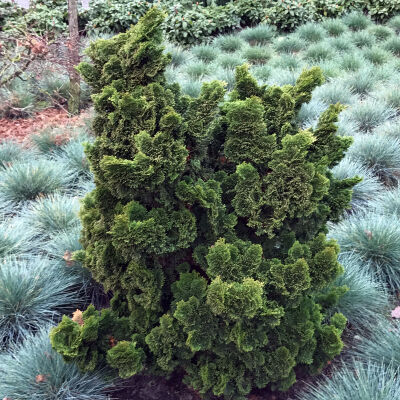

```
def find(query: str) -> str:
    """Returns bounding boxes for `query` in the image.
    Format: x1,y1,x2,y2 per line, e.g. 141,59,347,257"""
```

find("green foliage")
51,9,356,399
86,0,152,34
366,0,400,22
0,327,112,399
265,0,317,31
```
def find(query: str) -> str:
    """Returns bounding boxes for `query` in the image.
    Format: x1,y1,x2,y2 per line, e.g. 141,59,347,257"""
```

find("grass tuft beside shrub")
298,360,400,400
331,158,383,212
329,212,400,290
0,256,83,348
0,327,113,400
325,253,389,331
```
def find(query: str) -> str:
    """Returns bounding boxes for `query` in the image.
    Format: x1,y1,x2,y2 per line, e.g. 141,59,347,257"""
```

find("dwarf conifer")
50,8,359,399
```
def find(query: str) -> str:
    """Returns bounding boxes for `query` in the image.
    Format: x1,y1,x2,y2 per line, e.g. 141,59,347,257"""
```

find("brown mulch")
0,108,91,143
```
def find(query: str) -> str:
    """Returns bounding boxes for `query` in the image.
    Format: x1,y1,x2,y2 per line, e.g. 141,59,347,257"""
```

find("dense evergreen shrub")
51,9,357,400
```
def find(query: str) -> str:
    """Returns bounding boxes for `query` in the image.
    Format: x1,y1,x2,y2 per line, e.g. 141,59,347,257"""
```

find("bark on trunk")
68,0,80,115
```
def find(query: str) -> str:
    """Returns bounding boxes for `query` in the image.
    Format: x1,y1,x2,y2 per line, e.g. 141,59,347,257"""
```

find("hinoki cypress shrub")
50,8,359,400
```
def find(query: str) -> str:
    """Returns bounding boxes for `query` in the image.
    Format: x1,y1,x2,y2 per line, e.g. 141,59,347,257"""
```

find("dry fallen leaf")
364,230,373,240
109,336,117,348
63,250,75,266
35,374,46,383
72,309,84,326
391,306,400,318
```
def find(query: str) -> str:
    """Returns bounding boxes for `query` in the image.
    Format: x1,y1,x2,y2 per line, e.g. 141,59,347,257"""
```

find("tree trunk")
68,0,80,115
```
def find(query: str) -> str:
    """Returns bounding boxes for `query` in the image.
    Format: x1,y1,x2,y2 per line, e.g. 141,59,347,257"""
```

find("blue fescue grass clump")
327,35,354,52
339,52,364,72
331,158,383,212
241,45,272,64
0,327,113,400
388,15,400,33
344,99,396,133
297,22,326,43
373,85,400,110
267,68,300,86
180,79,202,98
0,159,75,208
384,36,400,57
22,194,80,237
213,34,245,53
368,25,393,41
342,68,378,96
352,319,400,366
363,47,390,66
312,81,357,105
351,30,376,48
53,136,93,180
305,43,333,62
0,141,28,169
31,128,70,154
191,44,219,62
274,35,305,53
239,24,275,45
296,99,328,128
346,134,400,183
378,119,400,139
326,253,389,331
216,52,246,70
370,187,400,218
250,64,272,81
0,218,36,257
184,61,210,80
342,11,372,31
321,19,347,37
210,67,236,91
0,256,83,348
329,212,400,290
317,60,341,79
297,360,400,400
270,54,301,70
164,42,189,67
